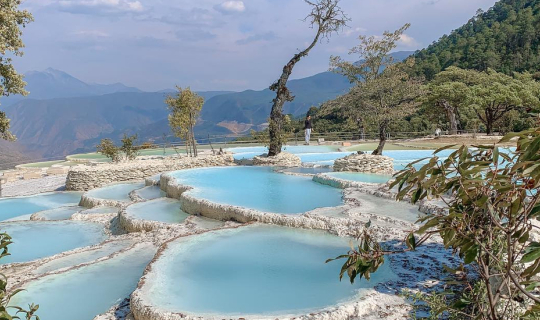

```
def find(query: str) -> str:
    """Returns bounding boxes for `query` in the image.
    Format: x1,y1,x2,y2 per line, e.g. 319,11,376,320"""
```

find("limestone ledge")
334,154,394,175
145,175,161,187
252,152,301,167
346,182,448,216
29,206,83,221
66,154,235,191
312,173,384,189
119,206,191,233
78,183,142,209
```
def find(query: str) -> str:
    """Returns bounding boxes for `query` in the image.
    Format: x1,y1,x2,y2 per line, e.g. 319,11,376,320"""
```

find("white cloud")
399,34,419,47
343,27,367,37
56,0,144,15
215,1,245,14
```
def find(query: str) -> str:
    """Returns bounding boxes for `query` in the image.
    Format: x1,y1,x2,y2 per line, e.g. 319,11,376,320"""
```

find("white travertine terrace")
66,154,236,191
252,152,302,167
333,153,394,174
6,158,453,320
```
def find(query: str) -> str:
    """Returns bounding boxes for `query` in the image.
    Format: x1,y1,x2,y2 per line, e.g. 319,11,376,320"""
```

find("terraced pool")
139,225,395,317
169,166,343,214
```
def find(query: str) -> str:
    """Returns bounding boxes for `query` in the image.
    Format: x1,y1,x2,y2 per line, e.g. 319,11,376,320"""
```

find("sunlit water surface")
169,166,343,214
0,192,82,221
11,244,155,320
143,225,396,316
1,221,106,264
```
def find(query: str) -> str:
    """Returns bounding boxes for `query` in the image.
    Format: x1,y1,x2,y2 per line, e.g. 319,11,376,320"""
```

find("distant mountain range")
1,68,142,106
0,51,413,163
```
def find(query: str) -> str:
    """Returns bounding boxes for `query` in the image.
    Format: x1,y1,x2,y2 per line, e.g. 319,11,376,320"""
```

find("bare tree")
267,0,348,156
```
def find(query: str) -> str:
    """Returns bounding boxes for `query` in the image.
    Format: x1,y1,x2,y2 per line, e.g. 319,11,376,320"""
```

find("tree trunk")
372,121,387,155
439,100,458,135
191,127,197,157
189,112,197,157
485,108,494,135
267,30,322,156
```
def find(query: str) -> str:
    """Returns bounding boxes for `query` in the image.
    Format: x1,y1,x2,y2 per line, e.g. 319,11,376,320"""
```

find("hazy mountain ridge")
1,68,142,106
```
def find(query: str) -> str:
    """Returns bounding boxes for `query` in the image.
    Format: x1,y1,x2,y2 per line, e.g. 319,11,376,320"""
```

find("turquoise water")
143,225,395,316
228,147,458,167
0,192,82,221
170,167,343,214
34,240,133,274
325,172,392,184
229,145,338,160
126,198,189,223
0,221,106,264
10,244,155,320
86,182,145,202
299,152,354,165
135,186,166,200
387,149,454,170
32,206,85,220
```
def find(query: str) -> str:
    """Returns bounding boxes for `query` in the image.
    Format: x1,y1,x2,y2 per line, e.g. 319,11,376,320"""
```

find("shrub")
96,138,121,162
329,128,540,319
120,134,139,160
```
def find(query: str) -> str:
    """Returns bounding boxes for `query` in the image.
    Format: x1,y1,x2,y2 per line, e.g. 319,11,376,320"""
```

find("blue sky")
17,0,497,92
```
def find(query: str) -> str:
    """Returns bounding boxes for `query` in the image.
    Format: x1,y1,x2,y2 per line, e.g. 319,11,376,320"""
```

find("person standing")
304,115,312,145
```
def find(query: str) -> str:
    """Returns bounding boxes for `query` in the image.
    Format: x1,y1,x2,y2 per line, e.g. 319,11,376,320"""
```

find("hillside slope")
202,71,353,125
413,0,540,79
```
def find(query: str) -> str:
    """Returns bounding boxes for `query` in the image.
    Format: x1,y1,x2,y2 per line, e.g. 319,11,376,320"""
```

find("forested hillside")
413,0,540,79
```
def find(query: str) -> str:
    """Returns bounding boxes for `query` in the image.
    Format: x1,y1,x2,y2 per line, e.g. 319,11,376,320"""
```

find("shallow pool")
228,145,338,160
142,225,395,316
10,244,155,320
355,192,421,223
34,240,133,274
126,198,189,224
386,149,453,171
170,166,343,214
1,221,107,264
298,152,354,165
324,172,392,184
135,186,166,200
85,182,145,202
0,192,82,221
32,206,85,221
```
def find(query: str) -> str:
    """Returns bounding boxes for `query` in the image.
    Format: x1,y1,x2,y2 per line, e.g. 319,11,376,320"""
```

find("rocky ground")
1,175,67,197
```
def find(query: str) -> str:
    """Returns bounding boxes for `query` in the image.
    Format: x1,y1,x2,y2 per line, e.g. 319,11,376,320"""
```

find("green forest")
299,0,540,138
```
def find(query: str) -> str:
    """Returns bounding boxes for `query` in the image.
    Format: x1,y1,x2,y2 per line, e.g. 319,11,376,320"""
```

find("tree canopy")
165,86,204,157
422,67,540,135
0,0,33,141
413,0,540,80
326,24,424,154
